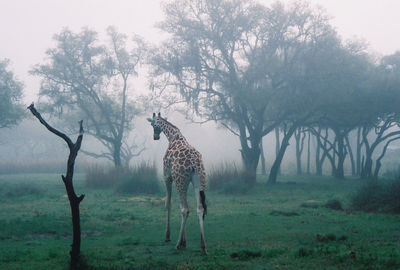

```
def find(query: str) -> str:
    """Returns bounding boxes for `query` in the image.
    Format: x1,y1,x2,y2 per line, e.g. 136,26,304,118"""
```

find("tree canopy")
0,59,24,128
150,0,348,183
31,27,146,167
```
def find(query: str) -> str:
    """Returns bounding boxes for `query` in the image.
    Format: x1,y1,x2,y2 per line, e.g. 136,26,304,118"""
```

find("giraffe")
147,112,207,254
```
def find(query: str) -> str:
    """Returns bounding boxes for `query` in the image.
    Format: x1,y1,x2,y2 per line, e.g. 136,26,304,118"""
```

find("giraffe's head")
147,112,162,140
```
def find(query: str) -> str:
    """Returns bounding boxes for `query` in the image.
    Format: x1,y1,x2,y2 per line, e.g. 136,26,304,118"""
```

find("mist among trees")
2,0,400,269
0,0,399,184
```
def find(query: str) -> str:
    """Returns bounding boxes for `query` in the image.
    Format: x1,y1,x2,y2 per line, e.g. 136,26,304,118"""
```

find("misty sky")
1,0,400,103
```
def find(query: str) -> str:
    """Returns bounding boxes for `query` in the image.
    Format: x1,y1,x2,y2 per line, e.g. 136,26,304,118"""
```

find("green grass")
0,173,400,269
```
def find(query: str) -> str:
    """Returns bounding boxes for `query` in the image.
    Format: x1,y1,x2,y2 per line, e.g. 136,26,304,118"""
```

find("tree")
151,0,334,185
0,59,24,128
353,51,400,179
31,27,145,167
304,38,372,179
294,127,307,175
28,103,84,270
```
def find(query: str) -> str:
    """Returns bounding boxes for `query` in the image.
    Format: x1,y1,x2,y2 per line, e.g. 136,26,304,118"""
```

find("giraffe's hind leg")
176,183,189,249
193,174,207,254
164,177,172,242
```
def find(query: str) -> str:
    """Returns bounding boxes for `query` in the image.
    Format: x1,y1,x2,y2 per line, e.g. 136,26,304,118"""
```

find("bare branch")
28,103,73,148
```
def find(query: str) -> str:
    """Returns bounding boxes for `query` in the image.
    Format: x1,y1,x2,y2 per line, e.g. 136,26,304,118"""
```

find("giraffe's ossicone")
147,112,207,254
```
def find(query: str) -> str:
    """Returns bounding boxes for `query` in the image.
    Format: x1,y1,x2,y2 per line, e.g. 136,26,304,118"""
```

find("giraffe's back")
164,143,207,192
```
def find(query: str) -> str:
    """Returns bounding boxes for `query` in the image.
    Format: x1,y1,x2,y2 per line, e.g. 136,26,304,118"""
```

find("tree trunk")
63,174,84,269
113,141,122,168
331,140,337,177
295,130,301,175
315,127,328,176
28,104,85,270
345,135,356,176
356,127,362,176
306,130,311,174
373,160,382,180
335,134,345,179
274,127,281,176
332,131,347,180
241,146,260,187
362,152,373,179
268,126,296,184
294,128,304,175
315,128,322,175
259,140,266,175
373,137,400,180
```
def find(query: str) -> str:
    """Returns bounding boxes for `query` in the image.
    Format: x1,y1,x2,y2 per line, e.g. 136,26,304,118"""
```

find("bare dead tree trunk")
28,103,84,270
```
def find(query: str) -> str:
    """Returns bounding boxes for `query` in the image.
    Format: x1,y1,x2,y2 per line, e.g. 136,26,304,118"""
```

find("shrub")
269,210,299,216
324,199,343,211
316,233,336,242
116,162,161,195
85,162,161,195
230,250,262,261
351,178,400,213
85,164,116,188
208,163,251,194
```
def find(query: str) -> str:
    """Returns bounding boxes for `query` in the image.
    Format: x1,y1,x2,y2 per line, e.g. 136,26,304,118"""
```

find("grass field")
1,173,400,269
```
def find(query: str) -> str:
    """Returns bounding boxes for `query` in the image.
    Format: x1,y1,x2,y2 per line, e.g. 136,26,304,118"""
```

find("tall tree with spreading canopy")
151,0,335,185
359,51,400,179
31,27,145,167
303,37,372,179
0,59,24,128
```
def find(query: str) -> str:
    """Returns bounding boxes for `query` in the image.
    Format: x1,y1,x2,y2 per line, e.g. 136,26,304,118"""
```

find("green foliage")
85,163,160,195
208,163,251,194
0,59,24,128
31,27,145,167
351,178,400,213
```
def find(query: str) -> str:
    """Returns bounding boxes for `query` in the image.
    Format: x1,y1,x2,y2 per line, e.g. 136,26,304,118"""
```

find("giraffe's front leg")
176,194,189,249
164,178,172,242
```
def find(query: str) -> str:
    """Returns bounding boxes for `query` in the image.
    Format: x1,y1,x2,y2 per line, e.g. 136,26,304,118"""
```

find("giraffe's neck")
160,118,187,144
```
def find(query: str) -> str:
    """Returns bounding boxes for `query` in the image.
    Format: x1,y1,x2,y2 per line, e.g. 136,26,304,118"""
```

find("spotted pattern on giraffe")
147,112,208,254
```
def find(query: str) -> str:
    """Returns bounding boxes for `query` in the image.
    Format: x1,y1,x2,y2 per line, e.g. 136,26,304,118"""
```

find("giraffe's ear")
147,118,153,122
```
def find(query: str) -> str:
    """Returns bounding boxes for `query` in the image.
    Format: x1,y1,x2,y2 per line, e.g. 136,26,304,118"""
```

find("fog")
1,0,400,175
3,1,400,268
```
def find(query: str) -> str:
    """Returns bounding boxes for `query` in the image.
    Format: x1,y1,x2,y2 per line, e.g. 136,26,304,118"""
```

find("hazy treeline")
1,0,400,185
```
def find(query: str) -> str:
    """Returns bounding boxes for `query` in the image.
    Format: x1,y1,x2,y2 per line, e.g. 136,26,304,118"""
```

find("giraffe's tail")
200,190,207,219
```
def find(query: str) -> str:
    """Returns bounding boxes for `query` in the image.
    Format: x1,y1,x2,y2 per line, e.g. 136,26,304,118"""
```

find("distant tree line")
149,0,400,184
2,0,400,186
